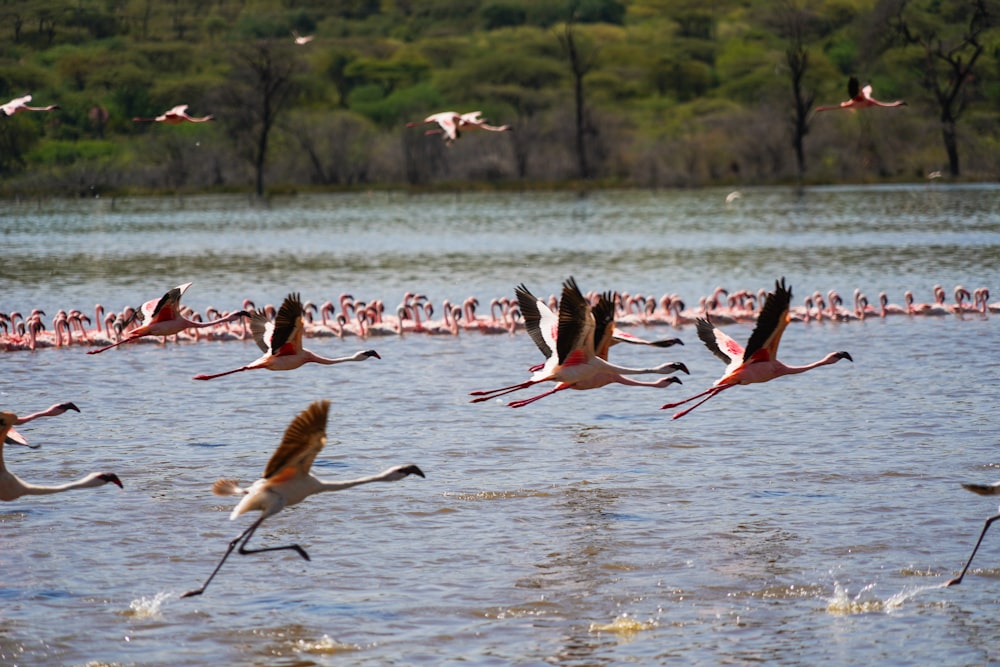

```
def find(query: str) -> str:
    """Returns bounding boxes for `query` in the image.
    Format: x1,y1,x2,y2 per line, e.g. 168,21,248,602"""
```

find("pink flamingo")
878,292,907,317
945,480,1000,586
180,400,423,597
193,293,380,380
406,111,462,145
662,278,853,419
458,111,512,134
133,104,214,124
815,77,906,112
0,411,122,501
1,94,59,116
292,30,314,45
4,402,81,449
470,279,687,408
87,283,249,354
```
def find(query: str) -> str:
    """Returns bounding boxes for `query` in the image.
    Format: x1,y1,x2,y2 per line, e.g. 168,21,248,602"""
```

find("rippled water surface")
1,185,999,666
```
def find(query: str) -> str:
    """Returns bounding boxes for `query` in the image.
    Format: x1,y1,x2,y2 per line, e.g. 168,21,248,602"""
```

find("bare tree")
887,0,992,177
219,39,300,196
556,9,599,180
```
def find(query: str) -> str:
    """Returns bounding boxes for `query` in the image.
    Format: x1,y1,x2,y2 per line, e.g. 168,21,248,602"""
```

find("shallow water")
1,185,999,666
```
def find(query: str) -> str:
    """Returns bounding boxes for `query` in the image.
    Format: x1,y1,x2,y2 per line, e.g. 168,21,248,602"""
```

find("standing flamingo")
1,94,59,116
5,402,80,448
180,400,424,597
193,293,379,380
469,279,687,408
815,77,907,112
0,411,122,501
132,104,214,123
945,480,1000,586
661,278,853,419
87,283,249,354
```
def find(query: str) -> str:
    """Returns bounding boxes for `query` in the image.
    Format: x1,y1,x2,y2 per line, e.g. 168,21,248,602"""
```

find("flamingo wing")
556,277,593,366
591,291,616,360
268,293,304,355
847,76,860,100
743,278,792,362
248,310,273,353
515,284,554,360
263,400,330,479
696,317,743,364
147,282,192,322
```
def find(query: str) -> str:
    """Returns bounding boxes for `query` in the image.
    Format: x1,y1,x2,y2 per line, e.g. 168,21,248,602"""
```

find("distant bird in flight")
88,282,248,354
662,278,853,419
0,411,122,501
5,402,80,448
945,480,1000,586
457,111,512,135
180,399,424,597
815,77,906,112
292,30,314,45
133,104,215,124
407,111,462,145
193,292,380,380
1,94,59,116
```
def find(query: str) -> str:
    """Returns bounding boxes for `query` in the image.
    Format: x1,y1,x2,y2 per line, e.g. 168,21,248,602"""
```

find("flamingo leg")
86,337,134,354
945,514,1000,586
663,384,733,420
660,383,730,410
469,378,543,402
507,383,570,408
193,366,253,381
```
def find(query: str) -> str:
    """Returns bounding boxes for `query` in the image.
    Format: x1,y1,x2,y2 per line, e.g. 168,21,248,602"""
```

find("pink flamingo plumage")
4,402,81,449
1,94,59,116
406,111,462,145
87,283,249,354
193,293,380,380
0,411,122,501
662,278,853,419
815,77,907,112
945,480,1000,586
470,278,687,408
133,104,214,124
180,400,423,597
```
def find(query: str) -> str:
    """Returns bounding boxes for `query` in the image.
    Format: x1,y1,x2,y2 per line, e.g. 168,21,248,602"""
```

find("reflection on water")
1,185,999,666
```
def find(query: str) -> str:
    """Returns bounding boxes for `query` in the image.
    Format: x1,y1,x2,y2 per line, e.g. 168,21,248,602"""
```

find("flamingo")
193,293,380,380
180,400,424,597
661,278,853,419
87,283,249,354
5,402,81,449
292,30,314,45
815,77,907,112
0,411,122,501
406,111,462,145
132,104,215,124
457,111,512,134
469,279,688,408
945,480,1000,587
1,94,59,116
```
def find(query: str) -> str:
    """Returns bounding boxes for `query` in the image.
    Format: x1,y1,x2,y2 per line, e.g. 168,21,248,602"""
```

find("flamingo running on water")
1,94,59,116
5,402,80,449
815,76,907,112
945,480,1000,586
469,278,688,408
132,104,215,124
180,399,424,597
87,283,249,354
661,278,853,419
193,293,379,380
0,411,122,501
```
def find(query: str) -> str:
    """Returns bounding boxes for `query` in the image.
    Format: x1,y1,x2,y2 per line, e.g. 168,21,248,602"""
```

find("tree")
556,10,599,180
219,39,301,197
886,0,993,177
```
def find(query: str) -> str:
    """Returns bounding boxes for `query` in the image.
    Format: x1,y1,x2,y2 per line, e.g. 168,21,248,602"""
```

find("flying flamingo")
406,111,462,145
0,411,122,501
180,400,424,597
192,293,380,380
87,283,249,354
815,76,907,112
132,104,215,124
469,279,688,408
291,30,314,45
945,480,1000,586
5,402,80,448
457,111,512,134
661,278,853,419
1,94,59,116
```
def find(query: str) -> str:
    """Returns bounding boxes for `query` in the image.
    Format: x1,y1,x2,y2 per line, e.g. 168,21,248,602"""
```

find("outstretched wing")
591,291,616,360
269,293,304,355
515,283,553,359
743,278,792,362
263,399,330,479
248,310,272,353
697,317,743,364
147,282,192,323
847,76,860,99
556,277,593,366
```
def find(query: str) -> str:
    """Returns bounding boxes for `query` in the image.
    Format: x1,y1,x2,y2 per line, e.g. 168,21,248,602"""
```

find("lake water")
1,185,999,666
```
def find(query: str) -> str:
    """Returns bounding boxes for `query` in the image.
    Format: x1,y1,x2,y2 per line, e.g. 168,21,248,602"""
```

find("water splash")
589,613,658,635
292,634,361,654
825,580,946,615
123,591,172,618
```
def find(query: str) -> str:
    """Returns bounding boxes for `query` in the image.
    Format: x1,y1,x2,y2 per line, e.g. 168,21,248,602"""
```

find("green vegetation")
0,0,996,196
